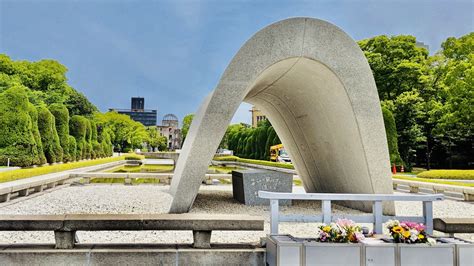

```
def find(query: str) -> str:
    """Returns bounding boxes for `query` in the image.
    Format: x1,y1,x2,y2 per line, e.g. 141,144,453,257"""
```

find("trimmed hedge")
49,103,71,162
0,86,40,167
70,115,88,160
67,136,77,161
37,106,63,163
124,154,144,160
27,102,46,165
417,170,474,180
0,155,126,183
382,106,403,166
213,155,295,170
213,156,239,162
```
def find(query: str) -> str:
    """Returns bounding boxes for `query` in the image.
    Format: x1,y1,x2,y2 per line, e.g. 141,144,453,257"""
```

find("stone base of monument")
231,169,292,206
266,235,474,266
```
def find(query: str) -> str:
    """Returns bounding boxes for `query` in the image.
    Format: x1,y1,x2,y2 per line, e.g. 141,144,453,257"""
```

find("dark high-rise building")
131,97,145,110
109,97,157,126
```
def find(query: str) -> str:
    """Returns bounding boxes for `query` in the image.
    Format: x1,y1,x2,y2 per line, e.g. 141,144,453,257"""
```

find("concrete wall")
0,245,265,266
169,17,393,213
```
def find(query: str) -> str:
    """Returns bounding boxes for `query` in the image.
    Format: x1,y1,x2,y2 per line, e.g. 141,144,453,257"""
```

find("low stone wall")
0,245,265,266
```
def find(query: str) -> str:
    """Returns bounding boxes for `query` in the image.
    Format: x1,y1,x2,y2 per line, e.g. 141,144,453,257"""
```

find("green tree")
181,114,194,144
146,127,168,151
432,33,473,168
67,135,77,161
49,103,71,162
0,86,39,166
382,106,403,166
27,102,47,165
37,106,63,163
358,35,429,101
70,115,88,160
95,111,147,152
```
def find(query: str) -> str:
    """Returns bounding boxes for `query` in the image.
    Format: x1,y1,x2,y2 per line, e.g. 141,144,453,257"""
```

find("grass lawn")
208,165,242,174
110,164,174,173
393,175,474,187
90,177,162,184
0,156,127,184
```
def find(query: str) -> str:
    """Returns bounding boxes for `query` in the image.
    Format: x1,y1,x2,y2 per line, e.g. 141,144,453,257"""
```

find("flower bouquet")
316,219,365,243
386,220,435,244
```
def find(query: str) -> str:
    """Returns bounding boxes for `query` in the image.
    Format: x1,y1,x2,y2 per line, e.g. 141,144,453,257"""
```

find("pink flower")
336,218,355,227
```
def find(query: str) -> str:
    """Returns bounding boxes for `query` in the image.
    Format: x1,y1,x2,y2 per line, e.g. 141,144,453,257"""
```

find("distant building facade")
109,97,157,126
416,41,429,52
157,114,182,150
250,106,267,128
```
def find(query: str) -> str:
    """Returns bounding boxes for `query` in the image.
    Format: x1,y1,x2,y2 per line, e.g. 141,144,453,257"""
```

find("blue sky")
1,0,472,125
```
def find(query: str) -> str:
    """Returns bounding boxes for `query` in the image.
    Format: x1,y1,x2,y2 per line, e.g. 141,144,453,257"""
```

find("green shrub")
49,103,70,162
417,170,474,180
382,106,403,166
70,115,87,160
213,155,295,169
237,158,295,169
37,106,63,163
67,135,77,161
27,102,46,165
213,155,239,161
84,119,92,159
124,154,144,160
0,86,40,167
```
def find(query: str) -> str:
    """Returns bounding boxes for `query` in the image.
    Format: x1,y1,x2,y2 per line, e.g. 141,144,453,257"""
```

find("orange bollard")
392,164,397,175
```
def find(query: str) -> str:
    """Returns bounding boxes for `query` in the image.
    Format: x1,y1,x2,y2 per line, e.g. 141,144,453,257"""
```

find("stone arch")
169,17,392,213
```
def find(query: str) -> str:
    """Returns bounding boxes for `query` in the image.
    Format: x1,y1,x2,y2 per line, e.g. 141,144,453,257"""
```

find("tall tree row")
0,55,148,167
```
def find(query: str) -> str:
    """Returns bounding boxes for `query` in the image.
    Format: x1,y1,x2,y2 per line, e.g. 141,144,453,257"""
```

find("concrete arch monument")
169,17,393,213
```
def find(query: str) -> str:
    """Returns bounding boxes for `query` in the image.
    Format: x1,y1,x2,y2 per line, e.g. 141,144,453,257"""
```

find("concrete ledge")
393,179,474,201
434,218,474,234
0,244,265,266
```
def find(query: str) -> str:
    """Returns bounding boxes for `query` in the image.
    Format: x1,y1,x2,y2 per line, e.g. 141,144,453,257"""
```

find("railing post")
270,199,279,235
322,200,331,224
423,201,434,234
373,201,383,234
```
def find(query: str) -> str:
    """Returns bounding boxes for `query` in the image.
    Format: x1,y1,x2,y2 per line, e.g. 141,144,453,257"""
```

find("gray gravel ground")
0,184,472,244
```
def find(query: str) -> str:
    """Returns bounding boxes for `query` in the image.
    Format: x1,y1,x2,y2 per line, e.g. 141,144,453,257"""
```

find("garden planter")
266,234,473,266
303,241,362,266
362,238,396,266
266,235,303,266
398,243,455,266
457,244,474,266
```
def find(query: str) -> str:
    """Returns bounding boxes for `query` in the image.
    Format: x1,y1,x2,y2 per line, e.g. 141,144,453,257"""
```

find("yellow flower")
323,226,331,232
418,234,425,239
402,230,411,238
392,226,403,233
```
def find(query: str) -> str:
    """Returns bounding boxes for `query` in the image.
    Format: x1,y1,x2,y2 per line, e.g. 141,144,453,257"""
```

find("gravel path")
0,184,472,244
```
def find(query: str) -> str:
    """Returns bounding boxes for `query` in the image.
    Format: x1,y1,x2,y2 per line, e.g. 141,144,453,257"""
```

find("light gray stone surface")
169,17,393,213
0,245,265,266
232,170,292,205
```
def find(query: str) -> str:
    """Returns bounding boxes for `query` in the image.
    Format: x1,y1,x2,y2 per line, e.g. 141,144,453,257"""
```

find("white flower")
386,219,400,228
427,238,436,246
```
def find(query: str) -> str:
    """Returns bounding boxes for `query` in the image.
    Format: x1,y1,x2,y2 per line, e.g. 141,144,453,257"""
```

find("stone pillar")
193,230,212,249
18,189,29,197
409,186,419,193
33,185,44,193
463,193,474,201
54,231,76,249
0,193,10,202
